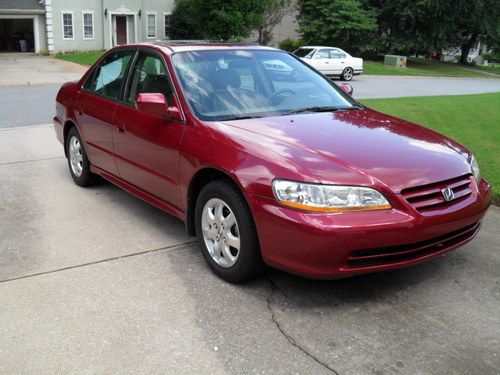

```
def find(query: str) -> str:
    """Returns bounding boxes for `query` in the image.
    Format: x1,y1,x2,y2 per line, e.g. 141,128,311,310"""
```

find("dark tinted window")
126,53,174,105
294,48,315,58
83,50,133,100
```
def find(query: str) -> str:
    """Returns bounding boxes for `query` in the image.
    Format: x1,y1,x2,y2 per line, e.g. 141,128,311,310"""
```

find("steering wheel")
270,89,296,104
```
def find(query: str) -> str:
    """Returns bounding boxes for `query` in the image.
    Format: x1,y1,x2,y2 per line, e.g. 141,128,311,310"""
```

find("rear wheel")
195,180,266,283
65,127,96,187
341,67,354,81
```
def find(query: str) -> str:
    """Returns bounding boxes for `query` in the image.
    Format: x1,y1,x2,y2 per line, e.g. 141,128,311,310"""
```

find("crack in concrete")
0,241,197,284
265,276,339,374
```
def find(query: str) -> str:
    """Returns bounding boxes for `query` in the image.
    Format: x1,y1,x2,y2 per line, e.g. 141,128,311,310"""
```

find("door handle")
325,61,329,64
115,123,125,132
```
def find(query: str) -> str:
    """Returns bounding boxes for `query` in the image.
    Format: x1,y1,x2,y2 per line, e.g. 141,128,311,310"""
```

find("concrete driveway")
0,53,86,87
0,124,499,374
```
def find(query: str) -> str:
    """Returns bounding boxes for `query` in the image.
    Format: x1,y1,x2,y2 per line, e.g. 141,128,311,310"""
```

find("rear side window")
125,53,174,106
330,50,341,59
83,50,133,101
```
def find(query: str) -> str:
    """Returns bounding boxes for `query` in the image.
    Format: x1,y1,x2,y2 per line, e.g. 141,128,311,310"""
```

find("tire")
65,126,96,187
195,179,266,283
341,67,354,81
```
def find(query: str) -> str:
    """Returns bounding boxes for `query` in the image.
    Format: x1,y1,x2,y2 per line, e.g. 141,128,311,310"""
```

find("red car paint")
53,43,491,278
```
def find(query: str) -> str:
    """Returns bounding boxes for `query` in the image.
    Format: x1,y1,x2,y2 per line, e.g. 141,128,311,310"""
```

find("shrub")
278,38,303,52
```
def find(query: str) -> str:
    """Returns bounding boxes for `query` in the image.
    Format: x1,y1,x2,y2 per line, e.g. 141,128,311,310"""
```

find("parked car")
54,43,491,283
293,46,363,80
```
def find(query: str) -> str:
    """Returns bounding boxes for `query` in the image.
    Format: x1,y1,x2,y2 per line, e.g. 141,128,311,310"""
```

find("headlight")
272,179,391,212
470,155,481,183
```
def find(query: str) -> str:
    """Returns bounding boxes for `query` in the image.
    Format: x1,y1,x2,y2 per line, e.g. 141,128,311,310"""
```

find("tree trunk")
257,28,263,45
459,32,478,64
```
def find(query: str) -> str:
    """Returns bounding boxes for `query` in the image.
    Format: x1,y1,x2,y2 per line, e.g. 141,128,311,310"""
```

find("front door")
116,16,127,45
311,49,335,75
75,50,134,176
113,52,184,210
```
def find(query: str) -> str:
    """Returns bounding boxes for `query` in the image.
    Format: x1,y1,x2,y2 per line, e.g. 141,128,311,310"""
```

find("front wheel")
341,67,354,81
195,180,266,283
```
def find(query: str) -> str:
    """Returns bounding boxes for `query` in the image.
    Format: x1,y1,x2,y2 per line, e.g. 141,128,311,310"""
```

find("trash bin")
19,40,28,52
384,55,407,67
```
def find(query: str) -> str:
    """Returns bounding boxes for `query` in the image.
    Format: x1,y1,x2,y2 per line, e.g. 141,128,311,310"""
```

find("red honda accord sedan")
53,42,491,282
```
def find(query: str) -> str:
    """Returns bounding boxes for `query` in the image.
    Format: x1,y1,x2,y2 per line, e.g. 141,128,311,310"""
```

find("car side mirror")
338,83,353,96
136,93,182,121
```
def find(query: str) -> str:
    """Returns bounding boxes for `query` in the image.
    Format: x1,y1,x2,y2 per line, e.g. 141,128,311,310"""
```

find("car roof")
115,41,280,55
299,46,342,49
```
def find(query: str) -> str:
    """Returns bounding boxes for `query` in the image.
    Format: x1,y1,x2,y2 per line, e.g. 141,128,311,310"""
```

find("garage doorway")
0,18,36,52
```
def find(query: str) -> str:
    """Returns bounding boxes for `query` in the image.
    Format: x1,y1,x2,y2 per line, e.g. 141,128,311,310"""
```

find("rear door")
329,49,345,75
112,50,184,209
75,49,135,176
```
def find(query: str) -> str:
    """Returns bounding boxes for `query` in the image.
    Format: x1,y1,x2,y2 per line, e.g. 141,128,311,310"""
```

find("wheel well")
63,120,76,157
185,168,237,236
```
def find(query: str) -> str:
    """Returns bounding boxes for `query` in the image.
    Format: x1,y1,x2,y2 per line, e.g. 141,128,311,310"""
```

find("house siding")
47,0,174,53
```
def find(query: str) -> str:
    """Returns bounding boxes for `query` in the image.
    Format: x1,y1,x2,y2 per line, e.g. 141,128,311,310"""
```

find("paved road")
0,125,499,374
350,75,500,99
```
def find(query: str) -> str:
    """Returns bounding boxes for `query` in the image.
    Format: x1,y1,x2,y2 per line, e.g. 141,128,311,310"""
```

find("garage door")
0,18,35,52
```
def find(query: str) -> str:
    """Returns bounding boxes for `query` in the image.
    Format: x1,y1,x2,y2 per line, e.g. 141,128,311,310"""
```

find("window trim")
122,48,186,122
163,12,172,39
146,12,157,39
82,11,95,40
81,49,137,103
61,11,75,41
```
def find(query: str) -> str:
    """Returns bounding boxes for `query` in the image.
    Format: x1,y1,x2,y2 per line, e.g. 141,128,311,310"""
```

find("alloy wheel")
201,198,241,268
68,136,83,177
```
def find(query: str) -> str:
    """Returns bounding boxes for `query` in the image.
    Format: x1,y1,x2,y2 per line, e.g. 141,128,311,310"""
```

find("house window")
147,13,156,38
164,13,171,38
62,12,74,40
82,12,94,40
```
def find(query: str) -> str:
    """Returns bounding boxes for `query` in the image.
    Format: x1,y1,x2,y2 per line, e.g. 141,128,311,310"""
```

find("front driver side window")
83,51,133,100
126,53,174,106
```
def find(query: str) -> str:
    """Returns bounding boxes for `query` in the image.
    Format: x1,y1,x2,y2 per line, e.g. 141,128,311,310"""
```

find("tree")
451,0,500,64
297,0,378,52
190,0,273,40
169,0,203,40
257,0,295,45
368,0,457,55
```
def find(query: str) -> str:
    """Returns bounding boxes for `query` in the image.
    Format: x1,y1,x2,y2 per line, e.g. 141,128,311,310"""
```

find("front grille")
401,174,472,213
346,221,480,268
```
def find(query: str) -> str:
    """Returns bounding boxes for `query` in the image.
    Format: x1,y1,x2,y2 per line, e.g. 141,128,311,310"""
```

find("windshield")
293,47,315,58
171,49,359,121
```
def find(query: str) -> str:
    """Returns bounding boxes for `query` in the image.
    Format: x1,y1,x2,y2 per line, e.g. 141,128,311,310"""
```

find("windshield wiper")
222,115,263,121
284,106,361,115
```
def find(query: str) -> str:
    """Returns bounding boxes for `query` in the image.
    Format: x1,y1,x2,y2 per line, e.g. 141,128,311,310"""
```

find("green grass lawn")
361,93,500,203
364,58,500,78
55,51,104,66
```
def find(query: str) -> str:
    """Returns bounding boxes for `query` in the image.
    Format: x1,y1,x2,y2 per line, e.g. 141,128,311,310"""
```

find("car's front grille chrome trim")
401,174,473,213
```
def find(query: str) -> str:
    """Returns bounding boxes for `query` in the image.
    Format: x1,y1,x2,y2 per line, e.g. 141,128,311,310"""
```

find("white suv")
293,46,363,81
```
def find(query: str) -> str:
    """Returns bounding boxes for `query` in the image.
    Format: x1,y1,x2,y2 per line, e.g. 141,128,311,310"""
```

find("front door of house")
116,16,127,45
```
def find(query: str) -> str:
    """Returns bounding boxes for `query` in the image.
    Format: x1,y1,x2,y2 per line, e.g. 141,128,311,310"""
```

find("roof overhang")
0,9,45,15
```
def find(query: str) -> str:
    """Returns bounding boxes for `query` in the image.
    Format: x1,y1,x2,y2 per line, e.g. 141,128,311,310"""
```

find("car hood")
216,109,471,193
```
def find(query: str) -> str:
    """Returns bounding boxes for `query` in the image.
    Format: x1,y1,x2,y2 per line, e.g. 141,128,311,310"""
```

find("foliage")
297,0,377,52
187,0,274,40
362,93,500,203
278,38,303,52
169,0,203,39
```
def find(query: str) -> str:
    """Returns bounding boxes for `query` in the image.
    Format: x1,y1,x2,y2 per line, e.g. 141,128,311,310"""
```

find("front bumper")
248,178,491,278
